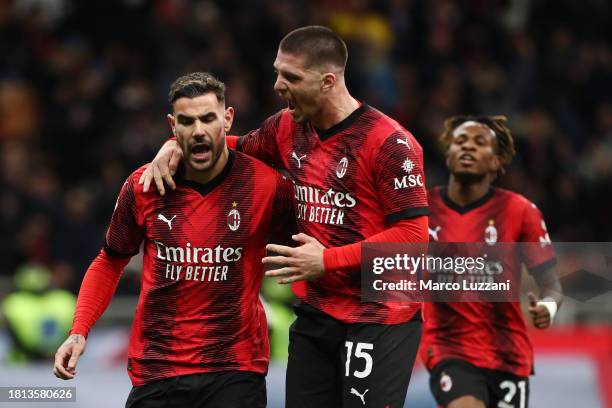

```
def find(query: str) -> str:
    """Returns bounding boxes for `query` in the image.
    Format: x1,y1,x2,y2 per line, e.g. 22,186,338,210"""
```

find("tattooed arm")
53,334,86,380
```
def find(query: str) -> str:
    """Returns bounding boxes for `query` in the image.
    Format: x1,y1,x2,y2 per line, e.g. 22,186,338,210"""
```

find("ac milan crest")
440,372,453,392
228,202,241,231
336,157,349,178
485,219,498,245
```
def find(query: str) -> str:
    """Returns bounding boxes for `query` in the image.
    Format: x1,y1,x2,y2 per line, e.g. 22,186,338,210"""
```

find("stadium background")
0,0,610,407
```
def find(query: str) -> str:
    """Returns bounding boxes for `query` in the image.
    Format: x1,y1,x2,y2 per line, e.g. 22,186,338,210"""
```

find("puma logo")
292,151,307,168
350,388,369,405
157,214,177,230
396,136,411,149
429,226,441,241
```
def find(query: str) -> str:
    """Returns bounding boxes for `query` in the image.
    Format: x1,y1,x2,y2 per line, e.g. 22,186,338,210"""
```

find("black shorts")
286,302,422,408
125,371,266,408
429,359,530,408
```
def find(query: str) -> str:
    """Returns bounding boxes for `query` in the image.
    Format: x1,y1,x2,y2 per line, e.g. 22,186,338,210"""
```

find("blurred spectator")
1,264,75,363
0,81,40,140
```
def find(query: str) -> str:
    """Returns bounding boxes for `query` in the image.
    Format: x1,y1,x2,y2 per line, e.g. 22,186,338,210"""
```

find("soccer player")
140,26,429,407
53,72,294,408
421,115,563,408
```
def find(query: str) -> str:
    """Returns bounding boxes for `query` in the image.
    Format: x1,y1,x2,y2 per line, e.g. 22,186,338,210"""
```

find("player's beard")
189,144,220,172
452,171,488,185
182,138,213,173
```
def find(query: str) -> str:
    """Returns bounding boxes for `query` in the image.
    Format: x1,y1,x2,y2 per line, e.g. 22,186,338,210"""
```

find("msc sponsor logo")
393,157,424,190
393,174,424,190
402,159,415,173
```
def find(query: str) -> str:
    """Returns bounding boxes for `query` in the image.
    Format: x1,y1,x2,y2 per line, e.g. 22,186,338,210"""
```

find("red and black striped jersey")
237,104,428,324
106,150,294,385
421,186,555,377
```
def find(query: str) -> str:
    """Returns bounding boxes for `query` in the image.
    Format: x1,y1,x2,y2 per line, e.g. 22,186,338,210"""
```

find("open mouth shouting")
287,99,296,113
190,142,212,162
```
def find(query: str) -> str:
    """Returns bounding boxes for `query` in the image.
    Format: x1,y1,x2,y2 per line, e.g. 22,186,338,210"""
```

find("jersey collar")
440,186,495,214
175,149,235,196
314,103,369,141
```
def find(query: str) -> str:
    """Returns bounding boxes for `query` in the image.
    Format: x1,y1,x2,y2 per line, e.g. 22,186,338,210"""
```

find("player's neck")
185,148,229,185
311,88,360,130
447,176,492,207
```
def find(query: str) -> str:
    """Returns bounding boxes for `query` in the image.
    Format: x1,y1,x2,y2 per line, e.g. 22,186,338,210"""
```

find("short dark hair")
279,26,348,71
440,115,517,174
168,72,226,108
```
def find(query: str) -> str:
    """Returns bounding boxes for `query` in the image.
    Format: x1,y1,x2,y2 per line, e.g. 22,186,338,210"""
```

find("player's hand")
263,233,326,284
138,139,182,195
53,334,87,380
527,292,552,329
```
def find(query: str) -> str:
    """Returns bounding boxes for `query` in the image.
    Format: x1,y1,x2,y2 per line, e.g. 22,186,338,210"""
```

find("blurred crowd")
1,0,611,293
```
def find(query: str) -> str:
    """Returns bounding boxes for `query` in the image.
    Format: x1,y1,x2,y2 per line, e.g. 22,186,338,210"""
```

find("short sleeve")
238,111,284,169
519,201,556,273
372,130,429,224
104,173,145,258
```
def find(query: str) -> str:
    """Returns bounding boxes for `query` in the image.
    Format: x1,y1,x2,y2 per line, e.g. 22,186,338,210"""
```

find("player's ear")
166,114,176,136
224,106,234,132
321,73,336,93
491,155,502,172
